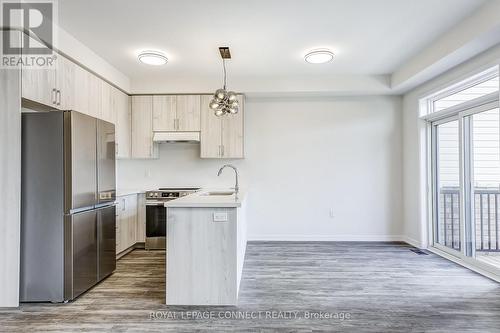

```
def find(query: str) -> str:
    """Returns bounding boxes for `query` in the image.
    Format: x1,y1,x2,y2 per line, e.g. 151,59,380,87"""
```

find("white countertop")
164,189,246,208
116,189,145,197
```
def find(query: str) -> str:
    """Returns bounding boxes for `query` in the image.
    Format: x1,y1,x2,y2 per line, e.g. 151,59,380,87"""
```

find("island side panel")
236,199,247,293
166,207,238,305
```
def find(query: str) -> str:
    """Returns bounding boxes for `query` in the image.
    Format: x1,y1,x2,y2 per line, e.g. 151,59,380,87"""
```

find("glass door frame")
429,97,500,274
430,115,464,258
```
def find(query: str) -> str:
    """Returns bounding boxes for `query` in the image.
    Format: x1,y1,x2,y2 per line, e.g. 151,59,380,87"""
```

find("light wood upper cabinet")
88,73,102,119
21,53,77,112
131,96,156,159
100,81,114,123
153,95,176,131
152,95,201,132
73,65,90,115
221,95,244,158
201,95,223,158
114,89,131,159
21,62,56,107
176,95,201,131
21,34,56,108
56,55,75,110
200,94,244,159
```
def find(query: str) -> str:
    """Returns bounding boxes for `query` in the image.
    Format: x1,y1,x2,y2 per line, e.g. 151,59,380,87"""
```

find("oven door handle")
145,202,167,206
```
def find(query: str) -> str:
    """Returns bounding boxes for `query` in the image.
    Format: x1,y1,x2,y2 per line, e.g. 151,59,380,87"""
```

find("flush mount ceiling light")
138,50,168,66
304,49,335,64
208,47,239,117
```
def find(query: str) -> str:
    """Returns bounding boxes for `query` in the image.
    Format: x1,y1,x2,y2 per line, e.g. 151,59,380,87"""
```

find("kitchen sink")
201,191,235,196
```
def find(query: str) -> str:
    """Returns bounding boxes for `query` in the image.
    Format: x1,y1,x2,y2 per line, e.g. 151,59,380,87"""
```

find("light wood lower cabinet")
116,194,137,255
200,94,244,158
136,194,146,243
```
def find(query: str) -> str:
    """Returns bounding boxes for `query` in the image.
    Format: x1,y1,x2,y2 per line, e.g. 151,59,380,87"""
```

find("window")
433,76,499,112
422,66,499,117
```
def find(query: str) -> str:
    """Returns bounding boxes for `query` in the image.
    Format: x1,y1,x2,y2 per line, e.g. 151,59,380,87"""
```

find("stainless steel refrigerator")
20,110,116,302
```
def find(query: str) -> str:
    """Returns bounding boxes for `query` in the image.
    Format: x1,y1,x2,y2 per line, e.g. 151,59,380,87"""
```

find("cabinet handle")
52,88,57,104
56,90,61,106
221,145,224,157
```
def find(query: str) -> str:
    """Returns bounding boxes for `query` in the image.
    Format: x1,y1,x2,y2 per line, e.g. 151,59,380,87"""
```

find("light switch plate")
213,212,228,222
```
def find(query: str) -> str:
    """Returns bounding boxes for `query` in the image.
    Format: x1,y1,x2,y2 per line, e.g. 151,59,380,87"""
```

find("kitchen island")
164,190,247,306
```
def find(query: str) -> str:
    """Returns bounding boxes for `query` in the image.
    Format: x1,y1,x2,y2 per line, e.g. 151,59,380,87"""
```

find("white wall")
118,96,403,241
402,43,500,248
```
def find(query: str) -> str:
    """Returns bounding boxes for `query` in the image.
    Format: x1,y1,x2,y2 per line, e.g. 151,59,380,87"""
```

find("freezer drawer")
65,210,98,300
97,120,116,205
98,205,116,280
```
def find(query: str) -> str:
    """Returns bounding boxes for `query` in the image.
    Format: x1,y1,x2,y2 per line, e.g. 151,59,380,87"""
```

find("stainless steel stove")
145,187,200,250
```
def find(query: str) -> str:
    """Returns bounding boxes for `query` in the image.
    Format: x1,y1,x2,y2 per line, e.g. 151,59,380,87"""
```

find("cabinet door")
152,95,176,131
115,205,122,254
131,96,155,158
56,55,75,110
73,65,90,115
221,95,244,158
21,64,56,107
100,81,114,123
114,89,131,159
176,95,201,131
88,73,102,119
126,195,137,249
118,197,128,253
136,194,146,243
200,95,222,158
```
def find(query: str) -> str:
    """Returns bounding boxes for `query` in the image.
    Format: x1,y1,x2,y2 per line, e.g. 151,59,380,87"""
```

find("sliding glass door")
468,107,500,268
432,118,462,255
431,103,500,272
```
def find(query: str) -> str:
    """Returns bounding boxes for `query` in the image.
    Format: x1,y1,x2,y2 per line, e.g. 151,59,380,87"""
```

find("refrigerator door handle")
95,202,118,210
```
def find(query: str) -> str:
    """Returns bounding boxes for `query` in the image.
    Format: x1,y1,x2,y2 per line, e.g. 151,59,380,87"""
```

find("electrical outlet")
329,208,335,218
213,212,228,222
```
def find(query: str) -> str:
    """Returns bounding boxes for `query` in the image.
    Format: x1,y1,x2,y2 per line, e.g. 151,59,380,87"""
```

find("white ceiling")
58,0,487,92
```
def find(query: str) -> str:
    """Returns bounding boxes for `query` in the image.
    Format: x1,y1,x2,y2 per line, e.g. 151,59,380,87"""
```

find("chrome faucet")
217,164,239,194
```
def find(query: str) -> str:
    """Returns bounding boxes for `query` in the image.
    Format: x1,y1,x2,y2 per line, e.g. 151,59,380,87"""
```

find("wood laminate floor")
1,242,500,332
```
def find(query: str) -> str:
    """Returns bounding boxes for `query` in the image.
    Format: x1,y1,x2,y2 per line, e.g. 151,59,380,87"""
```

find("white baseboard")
247,234,406,242
403,236,425,248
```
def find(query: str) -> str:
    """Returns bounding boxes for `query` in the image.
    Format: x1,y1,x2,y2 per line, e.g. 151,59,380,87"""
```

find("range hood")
153,132,200,143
